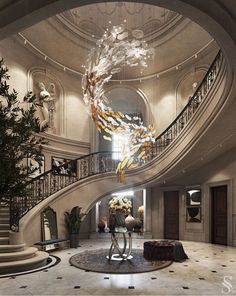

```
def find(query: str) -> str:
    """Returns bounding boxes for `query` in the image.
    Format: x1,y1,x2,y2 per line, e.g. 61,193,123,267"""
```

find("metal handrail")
152,50,223,155
10,50,223,232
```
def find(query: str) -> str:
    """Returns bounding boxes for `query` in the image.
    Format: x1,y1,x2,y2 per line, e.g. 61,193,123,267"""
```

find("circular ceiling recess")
20,2,215,80
57,2,186,45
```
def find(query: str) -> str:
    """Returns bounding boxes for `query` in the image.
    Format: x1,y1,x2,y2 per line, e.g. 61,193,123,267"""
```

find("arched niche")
27,67,65,135
176,66,208,115
94,85,150,152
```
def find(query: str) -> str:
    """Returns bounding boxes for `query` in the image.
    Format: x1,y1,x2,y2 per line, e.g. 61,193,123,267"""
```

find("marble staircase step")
0,243,25,253
0,251,49,275
0,247,38,262
0,230,9,237
0,224,10,230
0,217,9,222
0,237,9,245
0,208,9,217
0,204,9,213
0,214,9,219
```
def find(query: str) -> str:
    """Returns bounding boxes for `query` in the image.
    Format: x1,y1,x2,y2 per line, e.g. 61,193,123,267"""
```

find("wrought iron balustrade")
152,50,223,155
10,50,223,232
10,151,118,231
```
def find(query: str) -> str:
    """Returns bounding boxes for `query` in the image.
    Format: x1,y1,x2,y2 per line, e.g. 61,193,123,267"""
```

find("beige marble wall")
0,37,90,143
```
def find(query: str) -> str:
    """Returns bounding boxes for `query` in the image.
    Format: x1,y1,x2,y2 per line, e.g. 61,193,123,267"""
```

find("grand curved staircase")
0,50,231,274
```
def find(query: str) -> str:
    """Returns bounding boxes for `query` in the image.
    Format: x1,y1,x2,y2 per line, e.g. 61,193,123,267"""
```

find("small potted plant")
65,206,86,248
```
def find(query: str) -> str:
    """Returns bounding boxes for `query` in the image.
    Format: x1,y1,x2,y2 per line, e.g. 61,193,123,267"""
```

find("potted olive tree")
65,206,86,248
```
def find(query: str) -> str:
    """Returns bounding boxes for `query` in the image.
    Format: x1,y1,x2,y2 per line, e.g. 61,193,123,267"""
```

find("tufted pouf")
143,241,174,261
143,240,188,262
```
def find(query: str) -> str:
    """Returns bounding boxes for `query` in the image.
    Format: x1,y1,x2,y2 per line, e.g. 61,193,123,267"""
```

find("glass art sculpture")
82,24,155,181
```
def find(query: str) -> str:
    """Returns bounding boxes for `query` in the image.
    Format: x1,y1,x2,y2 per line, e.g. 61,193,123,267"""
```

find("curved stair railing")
10,50,223,232
152,50,223,155
10,151,119,231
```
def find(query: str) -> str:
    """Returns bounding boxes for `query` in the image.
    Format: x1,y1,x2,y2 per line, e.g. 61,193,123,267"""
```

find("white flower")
109,195,132,213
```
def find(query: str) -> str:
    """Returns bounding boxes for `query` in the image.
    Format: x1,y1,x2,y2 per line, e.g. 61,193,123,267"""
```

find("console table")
107,229,133,261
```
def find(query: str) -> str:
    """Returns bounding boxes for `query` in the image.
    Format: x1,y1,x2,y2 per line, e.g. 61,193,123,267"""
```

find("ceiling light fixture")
81,24,155,182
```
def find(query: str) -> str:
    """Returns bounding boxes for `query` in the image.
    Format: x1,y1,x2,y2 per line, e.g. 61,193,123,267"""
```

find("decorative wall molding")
41,132,90,157
43,132,90,149
42,145,88,157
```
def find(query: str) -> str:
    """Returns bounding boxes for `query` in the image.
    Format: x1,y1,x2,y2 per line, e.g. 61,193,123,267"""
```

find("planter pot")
70,233,79,248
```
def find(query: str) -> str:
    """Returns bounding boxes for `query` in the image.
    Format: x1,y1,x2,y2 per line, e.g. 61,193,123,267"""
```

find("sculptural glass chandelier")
82,23,155,181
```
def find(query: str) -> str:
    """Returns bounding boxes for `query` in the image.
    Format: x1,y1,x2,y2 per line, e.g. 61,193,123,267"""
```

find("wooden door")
212,186,227,245
164,191,179,240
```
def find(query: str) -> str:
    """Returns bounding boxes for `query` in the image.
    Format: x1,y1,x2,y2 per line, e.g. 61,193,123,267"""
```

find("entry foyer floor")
0,239,235,296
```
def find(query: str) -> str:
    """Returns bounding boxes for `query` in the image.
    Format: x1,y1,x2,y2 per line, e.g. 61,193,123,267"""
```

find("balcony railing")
10,50,223,232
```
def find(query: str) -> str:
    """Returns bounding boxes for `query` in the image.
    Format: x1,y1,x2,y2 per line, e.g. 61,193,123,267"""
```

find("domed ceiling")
20,2,215,80
57,2,182,44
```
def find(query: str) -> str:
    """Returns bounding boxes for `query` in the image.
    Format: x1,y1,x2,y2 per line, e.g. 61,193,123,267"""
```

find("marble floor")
0,239,236,296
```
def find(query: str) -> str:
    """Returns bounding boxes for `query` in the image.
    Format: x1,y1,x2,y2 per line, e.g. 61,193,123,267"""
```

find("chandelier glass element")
81,24,155,181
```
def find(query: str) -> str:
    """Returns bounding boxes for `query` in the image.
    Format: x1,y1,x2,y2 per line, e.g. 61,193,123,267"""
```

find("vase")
125,214,136,231
115,211,126,227
133,217,143,233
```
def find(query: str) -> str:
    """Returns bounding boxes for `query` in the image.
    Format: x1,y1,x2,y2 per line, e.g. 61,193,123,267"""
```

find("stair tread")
0,251,49,268
0,247,38,261
0,224,10,229
0,243,25,252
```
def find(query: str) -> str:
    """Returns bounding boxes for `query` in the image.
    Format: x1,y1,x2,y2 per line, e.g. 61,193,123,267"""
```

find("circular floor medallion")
70,249,172,274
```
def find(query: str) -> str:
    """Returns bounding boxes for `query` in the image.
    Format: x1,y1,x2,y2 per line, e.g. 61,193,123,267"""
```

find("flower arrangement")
109,196,132,214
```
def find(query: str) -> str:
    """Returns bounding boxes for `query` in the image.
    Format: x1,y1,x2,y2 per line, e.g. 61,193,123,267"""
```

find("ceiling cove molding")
55,13,188,47
18,32,216,82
